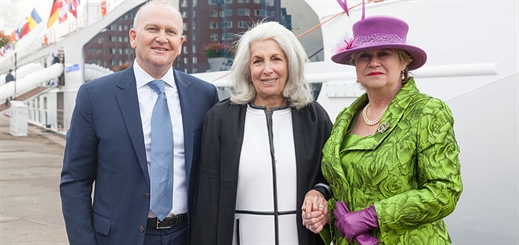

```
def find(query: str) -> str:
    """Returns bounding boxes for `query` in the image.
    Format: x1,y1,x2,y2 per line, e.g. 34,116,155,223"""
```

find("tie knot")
149,79,166,95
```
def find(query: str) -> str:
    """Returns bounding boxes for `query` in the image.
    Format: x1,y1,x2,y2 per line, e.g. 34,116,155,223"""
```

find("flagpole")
14,52,17,100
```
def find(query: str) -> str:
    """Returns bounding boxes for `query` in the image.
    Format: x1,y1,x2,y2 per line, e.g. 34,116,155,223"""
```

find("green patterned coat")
321,78,462,245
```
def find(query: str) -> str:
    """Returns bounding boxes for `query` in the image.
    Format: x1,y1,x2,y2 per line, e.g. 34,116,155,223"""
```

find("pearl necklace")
362,103,387,126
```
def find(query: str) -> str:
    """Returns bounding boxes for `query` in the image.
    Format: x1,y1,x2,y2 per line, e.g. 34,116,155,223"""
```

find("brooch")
377,122,390,134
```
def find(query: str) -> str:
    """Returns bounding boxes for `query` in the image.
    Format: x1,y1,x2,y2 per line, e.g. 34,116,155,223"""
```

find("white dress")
233,105,298,245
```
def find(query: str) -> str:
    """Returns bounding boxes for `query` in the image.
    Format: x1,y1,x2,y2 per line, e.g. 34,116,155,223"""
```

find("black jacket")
191,99,332,245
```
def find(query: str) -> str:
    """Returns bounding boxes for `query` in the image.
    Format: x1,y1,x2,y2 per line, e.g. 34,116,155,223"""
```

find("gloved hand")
355,233,380,245
334,201,379,243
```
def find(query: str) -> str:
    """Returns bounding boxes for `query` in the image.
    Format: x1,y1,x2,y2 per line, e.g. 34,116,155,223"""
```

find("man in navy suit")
59,1,219,244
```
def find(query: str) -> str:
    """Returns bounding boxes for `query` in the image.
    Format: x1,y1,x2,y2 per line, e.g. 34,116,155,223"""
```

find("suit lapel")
115,67,149,184
173,70,195,179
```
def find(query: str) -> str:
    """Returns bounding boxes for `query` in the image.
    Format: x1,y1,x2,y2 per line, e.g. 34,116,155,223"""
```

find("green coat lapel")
342,78,421,151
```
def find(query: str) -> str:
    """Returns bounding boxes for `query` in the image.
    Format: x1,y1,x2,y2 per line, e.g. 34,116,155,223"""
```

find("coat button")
139,226,145,233
144,193,150,199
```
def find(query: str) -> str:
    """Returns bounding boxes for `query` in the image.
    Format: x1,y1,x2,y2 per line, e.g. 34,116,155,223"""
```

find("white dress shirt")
133,61,188,217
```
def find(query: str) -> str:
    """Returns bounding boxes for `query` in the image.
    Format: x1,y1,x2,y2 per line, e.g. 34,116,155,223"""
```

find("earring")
401,71,405,81
356,78,359,83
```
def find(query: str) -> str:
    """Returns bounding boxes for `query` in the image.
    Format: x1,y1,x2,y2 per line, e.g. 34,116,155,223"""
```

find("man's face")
129,4,184,75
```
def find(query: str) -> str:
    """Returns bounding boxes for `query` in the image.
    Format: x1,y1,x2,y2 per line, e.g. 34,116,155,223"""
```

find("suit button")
139,226,145,233
145,193,149,199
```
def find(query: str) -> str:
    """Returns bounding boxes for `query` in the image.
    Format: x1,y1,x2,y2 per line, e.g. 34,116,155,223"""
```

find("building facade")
82,0,291,74
83,7,138,72
177,0,290,73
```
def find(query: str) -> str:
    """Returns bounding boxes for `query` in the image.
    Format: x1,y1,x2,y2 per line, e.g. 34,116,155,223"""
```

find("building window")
253,0,260,3
222,33,233,41
238,8,250,16
224,0,232,3
208,0,217,5
192,32,196,41
110,36,117,42
209,22,218,29
89,48,97,54
210,34,218,41
210,10,218,17
266,0,274,6
110,48,123,54
193,57,197,64
111,60,122,66
184,57,188,64
183,23,188,31
98,37,104,43
182,11,187,18
193,10,196,18
192,45,196,54
238,0,249,2
238,21,251,29
223,9,232,17
183,46,188,54
254,9,267,17
222,21,232,29
180,0,187,7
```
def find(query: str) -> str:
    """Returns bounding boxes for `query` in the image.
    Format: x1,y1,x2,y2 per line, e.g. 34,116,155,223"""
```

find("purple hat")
331,15,427,70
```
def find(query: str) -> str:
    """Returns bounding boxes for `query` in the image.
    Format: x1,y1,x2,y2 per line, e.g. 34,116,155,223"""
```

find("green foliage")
202,42,235,58
0,31,10,48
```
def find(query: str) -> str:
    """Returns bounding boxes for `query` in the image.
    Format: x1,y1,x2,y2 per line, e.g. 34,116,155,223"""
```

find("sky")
0,0,54,34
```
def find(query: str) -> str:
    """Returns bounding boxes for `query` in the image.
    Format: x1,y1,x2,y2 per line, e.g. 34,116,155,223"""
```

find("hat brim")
331,44,427,70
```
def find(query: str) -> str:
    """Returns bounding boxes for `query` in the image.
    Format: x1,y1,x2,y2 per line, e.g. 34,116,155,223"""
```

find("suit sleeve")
60,84,98,244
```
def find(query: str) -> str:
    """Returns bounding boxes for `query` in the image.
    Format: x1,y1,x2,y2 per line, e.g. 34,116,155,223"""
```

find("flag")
59,0,69,23
17,8,42,39
69,0,80,18
48,0,61,28
18,22,30,39
101,0,107,16
9,31,17,43
28,8,42,29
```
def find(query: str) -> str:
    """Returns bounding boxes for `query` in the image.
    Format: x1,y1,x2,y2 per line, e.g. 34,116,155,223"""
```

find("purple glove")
355,233,380,245
333,201,350,237
334,201,379,243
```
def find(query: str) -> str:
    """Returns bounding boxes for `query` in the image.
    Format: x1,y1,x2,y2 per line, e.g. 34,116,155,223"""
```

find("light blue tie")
148,79,173,221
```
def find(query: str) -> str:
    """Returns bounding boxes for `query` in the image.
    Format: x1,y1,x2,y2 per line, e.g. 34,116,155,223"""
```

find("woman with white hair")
191,21,332,245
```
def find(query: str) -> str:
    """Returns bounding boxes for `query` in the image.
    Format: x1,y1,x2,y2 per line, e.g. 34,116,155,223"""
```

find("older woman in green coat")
320,14,463,245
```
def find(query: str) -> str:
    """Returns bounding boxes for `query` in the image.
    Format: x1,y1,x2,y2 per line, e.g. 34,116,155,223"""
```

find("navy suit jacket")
60,65,219,245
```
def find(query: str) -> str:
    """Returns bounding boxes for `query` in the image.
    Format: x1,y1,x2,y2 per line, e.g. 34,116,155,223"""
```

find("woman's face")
249,39,288,104
354,48,407,92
